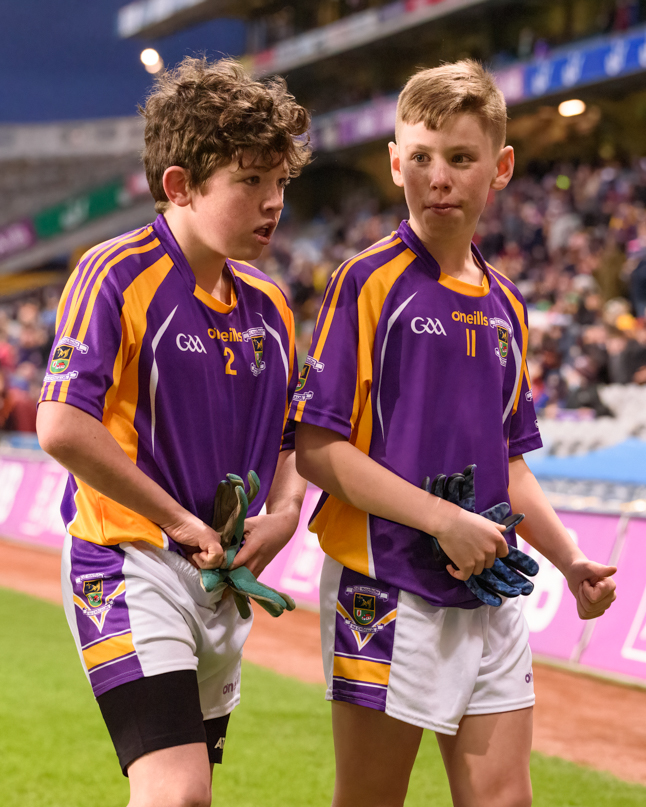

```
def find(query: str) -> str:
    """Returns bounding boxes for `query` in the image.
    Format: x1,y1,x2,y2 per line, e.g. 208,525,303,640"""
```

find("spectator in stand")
0,367,37,432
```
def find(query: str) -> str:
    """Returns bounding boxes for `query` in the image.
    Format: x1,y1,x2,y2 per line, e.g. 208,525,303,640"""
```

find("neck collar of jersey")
153,214,238,313
397,220,491,297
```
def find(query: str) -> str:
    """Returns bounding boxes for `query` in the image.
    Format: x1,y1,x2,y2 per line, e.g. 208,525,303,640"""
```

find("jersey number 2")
224,347,237,375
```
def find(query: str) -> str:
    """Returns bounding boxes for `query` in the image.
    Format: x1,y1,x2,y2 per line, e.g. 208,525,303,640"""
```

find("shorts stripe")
333,656,391,686
83,632,136,670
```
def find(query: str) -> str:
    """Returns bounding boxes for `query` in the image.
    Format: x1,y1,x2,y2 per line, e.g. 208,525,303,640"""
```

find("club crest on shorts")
83,579,103,607
353,593,376,626
50,344,74,374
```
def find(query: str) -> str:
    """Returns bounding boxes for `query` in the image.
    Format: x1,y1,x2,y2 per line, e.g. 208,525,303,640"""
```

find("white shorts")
320,556,534,735
61,534,252,719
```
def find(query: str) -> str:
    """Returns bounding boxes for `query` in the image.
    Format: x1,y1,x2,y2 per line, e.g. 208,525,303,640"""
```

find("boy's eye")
413,153,428,163
245,175,261,185
278,177,290,188
452,154,470,164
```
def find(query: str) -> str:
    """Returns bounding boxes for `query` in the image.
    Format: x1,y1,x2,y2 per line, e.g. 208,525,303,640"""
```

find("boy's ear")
162,166,192,207
491,145,514,191
389,141,404,188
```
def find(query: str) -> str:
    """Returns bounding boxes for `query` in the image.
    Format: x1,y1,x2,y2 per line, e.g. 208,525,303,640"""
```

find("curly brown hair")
140,56,312,213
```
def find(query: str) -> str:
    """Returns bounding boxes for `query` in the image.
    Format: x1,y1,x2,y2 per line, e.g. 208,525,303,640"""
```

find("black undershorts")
97,669,230,776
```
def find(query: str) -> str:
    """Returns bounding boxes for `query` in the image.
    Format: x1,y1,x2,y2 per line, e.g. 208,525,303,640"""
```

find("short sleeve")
39,267,126,421
289,265,361,439
508,366,543,457
280,322,299,451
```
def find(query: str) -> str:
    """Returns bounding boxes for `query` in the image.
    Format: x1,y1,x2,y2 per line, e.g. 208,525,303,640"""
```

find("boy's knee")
130,778,212,807
479,780,532,807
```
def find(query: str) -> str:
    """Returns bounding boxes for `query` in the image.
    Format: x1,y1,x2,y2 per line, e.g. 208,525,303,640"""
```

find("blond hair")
396,60,507,148
141,57,311,213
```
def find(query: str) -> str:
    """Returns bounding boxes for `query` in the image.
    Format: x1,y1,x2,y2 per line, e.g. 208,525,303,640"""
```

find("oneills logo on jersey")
50,344,74,374
83,579,103,608
353,593,376,626
73,581,127,632
242,327,267,376
451,310,489,326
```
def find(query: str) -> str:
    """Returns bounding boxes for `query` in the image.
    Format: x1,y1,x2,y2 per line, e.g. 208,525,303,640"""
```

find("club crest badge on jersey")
497,326,509,359
83,579,103,607
489,317,513,367
242,327,266,376
50,344,74,374
353,593,376,626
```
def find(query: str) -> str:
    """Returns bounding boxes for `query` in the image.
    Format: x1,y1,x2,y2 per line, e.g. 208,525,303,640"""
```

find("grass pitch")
1,587,645,807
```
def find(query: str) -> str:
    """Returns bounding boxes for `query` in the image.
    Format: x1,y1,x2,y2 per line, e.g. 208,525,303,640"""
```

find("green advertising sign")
33,180,127,240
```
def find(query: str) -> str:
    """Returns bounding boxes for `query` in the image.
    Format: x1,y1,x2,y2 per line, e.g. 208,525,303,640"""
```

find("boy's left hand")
565,559,617,620
229,509,300,578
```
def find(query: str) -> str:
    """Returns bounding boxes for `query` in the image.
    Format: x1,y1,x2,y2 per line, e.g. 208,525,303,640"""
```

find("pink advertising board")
3,456,645,683
517,511,620,663
0,456,67,550
579,517,646,679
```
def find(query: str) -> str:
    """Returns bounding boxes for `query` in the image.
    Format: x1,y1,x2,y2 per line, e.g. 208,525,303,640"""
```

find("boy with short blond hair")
293,60,616,807
37,57,309,807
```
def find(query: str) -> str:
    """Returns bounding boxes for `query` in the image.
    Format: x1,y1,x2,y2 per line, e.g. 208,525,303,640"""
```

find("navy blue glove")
422,465,538,607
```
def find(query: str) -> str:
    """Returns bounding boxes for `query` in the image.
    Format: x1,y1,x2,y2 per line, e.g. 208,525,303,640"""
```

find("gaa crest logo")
50,344,74,374
353,593,375,626
83,579,103,608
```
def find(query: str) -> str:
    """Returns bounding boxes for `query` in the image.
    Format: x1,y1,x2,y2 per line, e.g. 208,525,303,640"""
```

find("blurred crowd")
5,158,646,434
256,159,646,422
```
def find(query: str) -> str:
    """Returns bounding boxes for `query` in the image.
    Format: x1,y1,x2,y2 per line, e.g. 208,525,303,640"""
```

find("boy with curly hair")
37,57,310,807
293,60,616,807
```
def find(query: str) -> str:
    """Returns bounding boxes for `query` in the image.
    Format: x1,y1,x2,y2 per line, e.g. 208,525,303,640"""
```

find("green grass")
1,587,645,806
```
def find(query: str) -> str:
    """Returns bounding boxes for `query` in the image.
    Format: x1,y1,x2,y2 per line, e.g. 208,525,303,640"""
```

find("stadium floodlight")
558,99,586,117
140,48,163,74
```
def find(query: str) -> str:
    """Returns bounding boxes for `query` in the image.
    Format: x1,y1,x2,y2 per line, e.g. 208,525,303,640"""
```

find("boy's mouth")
254,223,275,244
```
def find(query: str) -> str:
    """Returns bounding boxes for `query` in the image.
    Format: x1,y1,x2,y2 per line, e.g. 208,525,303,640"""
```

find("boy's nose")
429,161,451,191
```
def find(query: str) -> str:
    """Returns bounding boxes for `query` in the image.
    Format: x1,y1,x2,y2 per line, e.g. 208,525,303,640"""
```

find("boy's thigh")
436,707,533,807
320,556,534,733
62,534,251,702
331,701,423,807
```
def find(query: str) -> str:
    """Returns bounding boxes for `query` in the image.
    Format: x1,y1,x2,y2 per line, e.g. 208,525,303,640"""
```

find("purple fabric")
292,220,542,608
332,567,397,711
69,537,143,697
46,215,298,540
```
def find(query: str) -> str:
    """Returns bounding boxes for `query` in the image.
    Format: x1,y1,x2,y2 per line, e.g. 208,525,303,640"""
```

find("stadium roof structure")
118,0,255,39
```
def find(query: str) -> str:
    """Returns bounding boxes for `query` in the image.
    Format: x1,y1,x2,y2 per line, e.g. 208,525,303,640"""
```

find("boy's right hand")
434,508,509,580
160,511,224,569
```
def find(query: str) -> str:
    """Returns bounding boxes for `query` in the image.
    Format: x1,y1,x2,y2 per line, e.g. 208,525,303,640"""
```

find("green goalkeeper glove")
200,471,296,618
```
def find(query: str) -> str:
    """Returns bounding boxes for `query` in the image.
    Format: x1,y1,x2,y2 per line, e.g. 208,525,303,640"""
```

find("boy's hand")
229,508,300,578
434,508,509,580
161,512,224,570
564,559,617,620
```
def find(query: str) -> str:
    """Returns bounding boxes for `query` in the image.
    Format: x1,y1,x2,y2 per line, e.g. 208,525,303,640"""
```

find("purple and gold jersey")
289,220,542,609
40,214,298,552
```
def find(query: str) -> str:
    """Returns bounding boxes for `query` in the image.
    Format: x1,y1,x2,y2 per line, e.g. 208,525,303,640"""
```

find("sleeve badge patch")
50,344,74,374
